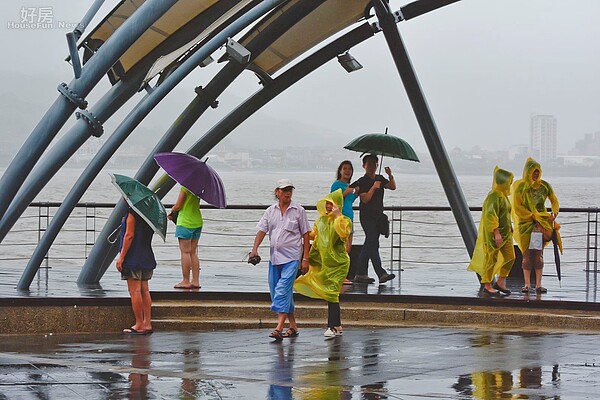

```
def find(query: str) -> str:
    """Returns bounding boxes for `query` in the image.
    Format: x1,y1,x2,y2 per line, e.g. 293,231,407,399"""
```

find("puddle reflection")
453,365,561,399
128,336,151,399
180,347,202,399
268,341,295,400
296,340,353,399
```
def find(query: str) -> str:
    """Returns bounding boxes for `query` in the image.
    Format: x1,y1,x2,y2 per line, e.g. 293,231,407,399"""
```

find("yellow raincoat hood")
316,188,344,217
492,166,514,196
521,157,543,189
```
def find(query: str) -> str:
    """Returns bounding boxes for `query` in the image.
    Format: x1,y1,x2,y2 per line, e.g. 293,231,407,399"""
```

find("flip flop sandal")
269,329,283,341
282,328,299,338
123,327,147,335
521,286,530,293
536,287,548,293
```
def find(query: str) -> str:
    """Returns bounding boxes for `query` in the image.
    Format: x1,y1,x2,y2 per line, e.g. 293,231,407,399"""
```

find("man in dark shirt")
352,154,397,284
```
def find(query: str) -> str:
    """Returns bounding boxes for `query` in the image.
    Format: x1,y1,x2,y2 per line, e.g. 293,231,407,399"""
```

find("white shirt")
257,201,310,265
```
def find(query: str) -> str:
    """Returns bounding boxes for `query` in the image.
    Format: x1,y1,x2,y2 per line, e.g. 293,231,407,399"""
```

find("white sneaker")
324,327,342,340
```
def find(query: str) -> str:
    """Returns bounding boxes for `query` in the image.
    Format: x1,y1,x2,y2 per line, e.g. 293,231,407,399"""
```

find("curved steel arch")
0,0,246,242
0,0,178,219
19,0,291,289
15,0,474,289
79,20,379,285
81,0,472,285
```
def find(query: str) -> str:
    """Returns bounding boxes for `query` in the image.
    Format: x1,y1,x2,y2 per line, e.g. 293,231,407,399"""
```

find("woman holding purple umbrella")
169,186,203,289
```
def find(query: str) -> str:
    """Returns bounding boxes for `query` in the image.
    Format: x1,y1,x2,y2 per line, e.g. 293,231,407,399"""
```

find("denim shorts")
121,269,153,281
175,225,203,241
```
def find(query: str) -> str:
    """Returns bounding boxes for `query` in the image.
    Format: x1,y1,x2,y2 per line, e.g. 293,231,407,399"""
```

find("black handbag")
377,213,390,238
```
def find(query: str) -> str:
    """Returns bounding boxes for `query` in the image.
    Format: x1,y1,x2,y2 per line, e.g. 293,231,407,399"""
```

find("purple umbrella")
154,152,227,209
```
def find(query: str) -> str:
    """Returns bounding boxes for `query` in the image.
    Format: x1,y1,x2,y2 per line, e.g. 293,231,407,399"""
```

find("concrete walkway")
1,327,599,399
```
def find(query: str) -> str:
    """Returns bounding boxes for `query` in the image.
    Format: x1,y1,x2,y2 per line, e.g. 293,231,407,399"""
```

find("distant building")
530,114,557,162
508,144,528,161
570,131,600,157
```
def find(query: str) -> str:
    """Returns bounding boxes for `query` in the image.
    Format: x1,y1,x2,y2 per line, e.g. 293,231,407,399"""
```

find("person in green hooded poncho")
511,157,561,294
468,167,515,296
294,189,352,339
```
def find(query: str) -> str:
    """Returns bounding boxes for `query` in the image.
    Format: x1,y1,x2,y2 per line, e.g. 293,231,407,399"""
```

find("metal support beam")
1,2,237,246
371,0,476,256
0,0,178,220
81,22,377,284
78,0,329,284
0,73,144,245
21,0,289,289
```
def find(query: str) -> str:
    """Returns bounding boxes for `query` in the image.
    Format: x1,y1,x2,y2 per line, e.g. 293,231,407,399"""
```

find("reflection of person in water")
297,340,352,399
128,336,151,399
471,370,513,399
180,347,201,398
359,337,389,400
268,343,295,400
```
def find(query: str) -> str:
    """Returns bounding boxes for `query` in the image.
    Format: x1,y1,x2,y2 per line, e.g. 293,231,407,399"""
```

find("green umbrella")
344,130,420,162
110,173,167,242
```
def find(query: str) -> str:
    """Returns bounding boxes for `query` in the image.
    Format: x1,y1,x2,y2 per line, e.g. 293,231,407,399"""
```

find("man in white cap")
250,179,311,340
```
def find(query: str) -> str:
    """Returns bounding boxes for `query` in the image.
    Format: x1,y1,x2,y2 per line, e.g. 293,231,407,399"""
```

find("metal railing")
1,203,598,283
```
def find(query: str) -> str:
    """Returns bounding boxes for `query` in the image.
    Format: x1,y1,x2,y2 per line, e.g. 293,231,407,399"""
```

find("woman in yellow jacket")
468,167,515,296
294,189,352,339
512,157,561,294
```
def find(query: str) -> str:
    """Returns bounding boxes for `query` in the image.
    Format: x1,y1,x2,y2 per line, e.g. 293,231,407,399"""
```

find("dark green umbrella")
344,129,420,163
110,173,167,241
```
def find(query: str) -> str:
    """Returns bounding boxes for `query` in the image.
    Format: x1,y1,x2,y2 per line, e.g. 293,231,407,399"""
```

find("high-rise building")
530,114,557,162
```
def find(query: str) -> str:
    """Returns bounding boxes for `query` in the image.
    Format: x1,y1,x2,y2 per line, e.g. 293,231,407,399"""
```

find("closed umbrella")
110,174,167,241
154,152,227,209
551,219,562,287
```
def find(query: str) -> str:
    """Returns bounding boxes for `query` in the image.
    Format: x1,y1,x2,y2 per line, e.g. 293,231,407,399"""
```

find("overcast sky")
1,0,599,154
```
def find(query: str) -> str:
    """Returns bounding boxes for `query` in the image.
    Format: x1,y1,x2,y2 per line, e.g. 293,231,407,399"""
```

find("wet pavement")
1,327,599,399
2,257,600,398
2,261,600,304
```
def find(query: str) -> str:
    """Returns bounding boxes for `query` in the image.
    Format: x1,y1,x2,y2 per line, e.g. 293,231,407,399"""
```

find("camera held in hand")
247,254,261,265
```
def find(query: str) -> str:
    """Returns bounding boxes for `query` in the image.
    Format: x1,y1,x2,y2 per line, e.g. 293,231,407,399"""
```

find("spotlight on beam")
226,38,251,65
337,52,363,73
199,56,214,68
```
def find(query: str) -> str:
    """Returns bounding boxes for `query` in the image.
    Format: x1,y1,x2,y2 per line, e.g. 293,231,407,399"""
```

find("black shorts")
121,269,153,281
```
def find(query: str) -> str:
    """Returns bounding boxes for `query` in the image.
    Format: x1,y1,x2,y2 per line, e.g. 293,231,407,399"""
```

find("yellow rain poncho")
511,157,562,253
294,189,351,303
467,167,515,282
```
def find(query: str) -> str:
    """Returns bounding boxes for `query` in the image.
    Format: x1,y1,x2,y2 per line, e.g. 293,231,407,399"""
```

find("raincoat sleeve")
309,221,318,241
482,196,500,234
511,181,534,223
546,181,560,216
333,215,352,241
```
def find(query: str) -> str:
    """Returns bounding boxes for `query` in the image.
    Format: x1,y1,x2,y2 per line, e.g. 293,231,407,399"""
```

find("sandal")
269,329,283,341
282,327,299,338
536,287,548,294
521,286,530,293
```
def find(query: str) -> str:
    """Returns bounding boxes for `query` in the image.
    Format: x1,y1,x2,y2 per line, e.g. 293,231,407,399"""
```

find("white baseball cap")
275,178,295,189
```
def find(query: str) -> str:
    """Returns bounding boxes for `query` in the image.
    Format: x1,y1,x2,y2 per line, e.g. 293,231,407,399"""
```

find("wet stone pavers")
1,327,600,399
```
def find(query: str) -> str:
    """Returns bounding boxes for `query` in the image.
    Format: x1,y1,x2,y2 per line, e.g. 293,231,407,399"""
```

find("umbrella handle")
107,225,121,244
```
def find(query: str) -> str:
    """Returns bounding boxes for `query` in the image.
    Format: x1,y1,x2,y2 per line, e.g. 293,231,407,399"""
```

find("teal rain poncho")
294,189,351,303
511,157,562,253
467,167,515,280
